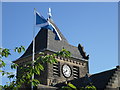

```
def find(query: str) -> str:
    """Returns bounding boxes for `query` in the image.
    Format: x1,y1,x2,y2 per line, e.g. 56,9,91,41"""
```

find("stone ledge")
37,84,57,90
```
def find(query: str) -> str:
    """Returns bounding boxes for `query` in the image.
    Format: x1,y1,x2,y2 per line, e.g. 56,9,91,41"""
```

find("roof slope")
17,19,88,60
90,68,117,89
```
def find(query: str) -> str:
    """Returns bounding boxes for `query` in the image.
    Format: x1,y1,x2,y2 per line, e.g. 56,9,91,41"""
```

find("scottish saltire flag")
35,10,49,27
43,21,62,40
35,9,62,40
51,24,62,40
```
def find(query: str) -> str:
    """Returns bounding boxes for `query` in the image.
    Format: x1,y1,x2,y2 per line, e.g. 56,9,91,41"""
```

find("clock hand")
66,70,68,73
63,70,67,73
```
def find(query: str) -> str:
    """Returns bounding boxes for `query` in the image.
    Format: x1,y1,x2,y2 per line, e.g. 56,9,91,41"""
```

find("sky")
1,2,118,85
1,0,120,2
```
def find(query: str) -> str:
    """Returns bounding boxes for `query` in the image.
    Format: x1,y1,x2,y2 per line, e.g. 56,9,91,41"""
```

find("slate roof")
89,68,117,89
16,19,89,61
55,67,117,90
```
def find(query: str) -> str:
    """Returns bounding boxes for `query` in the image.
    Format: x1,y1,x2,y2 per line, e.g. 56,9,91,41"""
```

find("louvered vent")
73,66,79,79
53,62,60,76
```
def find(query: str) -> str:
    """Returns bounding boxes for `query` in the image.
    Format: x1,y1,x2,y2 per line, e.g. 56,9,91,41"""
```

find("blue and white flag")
35,9,62,41
50,23,62,40
35,10,49,27
42,21,62,40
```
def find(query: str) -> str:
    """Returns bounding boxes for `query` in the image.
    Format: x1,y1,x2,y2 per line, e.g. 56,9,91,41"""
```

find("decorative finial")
34,8,36,10
48,8,52,19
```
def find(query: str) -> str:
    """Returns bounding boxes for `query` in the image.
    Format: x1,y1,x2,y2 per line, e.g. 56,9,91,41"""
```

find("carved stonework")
78,44,89,60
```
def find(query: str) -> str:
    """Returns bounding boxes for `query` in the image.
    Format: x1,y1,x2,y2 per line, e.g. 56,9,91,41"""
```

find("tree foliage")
0,46,26,89
0,46,71,89
0,46,96,90
61,82,96,90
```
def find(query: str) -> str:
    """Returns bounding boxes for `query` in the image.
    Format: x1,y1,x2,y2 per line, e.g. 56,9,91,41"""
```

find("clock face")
62,64,72,78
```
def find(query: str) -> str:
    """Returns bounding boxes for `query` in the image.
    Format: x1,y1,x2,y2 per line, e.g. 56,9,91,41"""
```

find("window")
73,66,79,79
53,62,60,77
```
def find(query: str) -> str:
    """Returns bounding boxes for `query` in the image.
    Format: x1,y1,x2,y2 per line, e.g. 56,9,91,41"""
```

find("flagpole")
31,8,35,90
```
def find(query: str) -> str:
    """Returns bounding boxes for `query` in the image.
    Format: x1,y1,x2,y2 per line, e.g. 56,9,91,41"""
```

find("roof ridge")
47,18,68,42
91,67,117,76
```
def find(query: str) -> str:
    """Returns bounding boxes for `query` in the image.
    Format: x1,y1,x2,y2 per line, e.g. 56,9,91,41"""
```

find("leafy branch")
61,82,96,90
0,46,71,89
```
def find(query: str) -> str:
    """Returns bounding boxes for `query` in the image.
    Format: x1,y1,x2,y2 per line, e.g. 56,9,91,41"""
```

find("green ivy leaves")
1,47,73,89
56,48,71,58
68,82,77,90
7,75,15,79
0,60,6,67
0,46,25,89
14,46,25,53
61,82,96,90
11,63,18,69
0,48,11,57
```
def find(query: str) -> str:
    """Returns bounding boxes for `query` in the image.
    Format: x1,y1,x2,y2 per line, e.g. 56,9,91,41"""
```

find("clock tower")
14,18,89,88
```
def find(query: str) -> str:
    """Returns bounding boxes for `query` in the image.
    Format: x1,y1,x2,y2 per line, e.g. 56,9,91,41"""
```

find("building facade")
14,18,119,90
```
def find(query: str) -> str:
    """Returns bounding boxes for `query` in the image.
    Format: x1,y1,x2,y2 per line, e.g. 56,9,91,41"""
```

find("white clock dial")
62,64,72,78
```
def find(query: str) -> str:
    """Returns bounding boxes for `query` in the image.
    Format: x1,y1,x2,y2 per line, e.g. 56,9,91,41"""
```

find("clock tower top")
15,18,89,62
14,12,89,87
